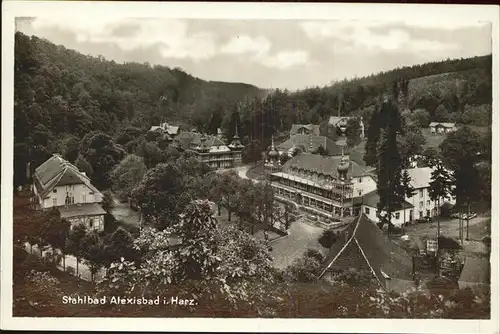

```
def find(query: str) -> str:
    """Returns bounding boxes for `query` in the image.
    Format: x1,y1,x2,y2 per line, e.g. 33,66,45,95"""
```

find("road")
268,217,325,270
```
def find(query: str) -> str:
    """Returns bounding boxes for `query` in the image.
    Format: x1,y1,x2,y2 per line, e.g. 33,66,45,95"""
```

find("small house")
429,122,457,135
289,124,320,138
318,213,415,293
359,190,414,228
32,154,106,232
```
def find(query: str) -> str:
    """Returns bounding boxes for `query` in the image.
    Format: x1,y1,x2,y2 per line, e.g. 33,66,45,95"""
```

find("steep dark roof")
176,131,226,150
34,154,100,198
362,190,414,210
459,256,490,284
277,134,348,156
282,153,373,178
318,214,414,286
290,124,320,137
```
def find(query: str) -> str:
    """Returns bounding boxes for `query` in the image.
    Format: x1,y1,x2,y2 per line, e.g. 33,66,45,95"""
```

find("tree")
440,126,484,241
363,105,382,166
318,229,339,249
375,94,408,232
285,249,325,282
110,154,147,201
65,224,87,276
428,163,453,240
409,108,431,128
99,200,276,313
79,132,126,189
74,155,94,177
81,231,106,282
131,162,190,230
135,140,164,169
101,190,115,213
345,117,362,147
434,104,451,122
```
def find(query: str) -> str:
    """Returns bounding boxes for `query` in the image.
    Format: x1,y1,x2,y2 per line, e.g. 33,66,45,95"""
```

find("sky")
16,17,492,91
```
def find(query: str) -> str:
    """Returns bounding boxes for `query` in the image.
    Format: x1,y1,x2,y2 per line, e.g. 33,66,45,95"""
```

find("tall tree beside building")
428,163,453,239
440,126,485,241
375,83,412,232
345,117,362,148
363,105,382,167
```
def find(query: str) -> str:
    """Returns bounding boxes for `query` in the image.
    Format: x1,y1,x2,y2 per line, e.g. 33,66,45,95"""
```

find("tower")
228,123,244,166
334,152,354,218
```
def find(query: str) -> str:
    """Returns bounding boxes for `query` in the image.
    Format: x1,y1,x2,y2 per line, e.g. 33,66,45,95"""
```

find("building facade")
176,130,244,169
360,190,414,228
149,122,181,137
289,124,320,137
32,154,106,232
429,122,457,134
267,152,376,221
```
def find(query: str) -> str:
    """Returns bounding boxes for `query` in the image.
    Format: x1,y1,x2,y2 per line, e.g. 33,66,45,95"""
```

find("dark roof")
361,190,414,210
34,154,100,198
176,131,226,150
459,256,490,284
277,134,348,156
282,153,373,178
58,203,106,219
318,214,414,286
290,124,320,137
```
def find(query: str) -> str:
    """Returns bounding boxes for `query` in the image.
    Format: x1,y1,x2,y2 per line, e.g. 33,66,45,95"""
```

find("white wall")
405,187,443,219
40,184,102,209
352,176,377,198
361,204,413,228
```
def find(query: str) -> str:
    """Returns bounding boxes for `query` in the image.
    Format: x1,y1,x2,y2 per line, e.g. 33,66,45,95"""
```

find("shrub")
438,236,462,250
318,229,338,249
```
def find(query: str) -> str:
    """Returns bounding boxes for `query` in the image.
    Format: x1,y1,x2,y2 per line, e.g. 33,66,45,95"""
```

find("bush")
438,236,462,250
318,229,338,249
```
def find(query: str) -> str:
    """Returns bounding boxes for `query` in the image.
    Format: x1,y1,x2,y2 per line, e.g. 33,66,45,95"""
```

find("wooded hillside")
14,31,492,187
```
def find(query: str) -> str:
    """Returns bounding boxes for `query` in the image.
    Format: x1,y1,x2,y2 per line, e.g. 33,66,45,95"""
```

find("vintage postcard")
1,1,499,333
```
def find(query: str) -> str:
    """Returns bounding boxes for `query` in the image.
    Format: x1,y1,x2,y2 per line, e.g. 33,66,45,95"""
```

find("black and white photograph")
2,2,499,332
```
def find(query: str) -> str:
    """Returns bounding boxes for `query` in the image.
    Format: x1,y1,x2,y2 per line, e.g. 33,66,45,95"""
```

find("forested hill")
14,31,492,187
14,31,266,140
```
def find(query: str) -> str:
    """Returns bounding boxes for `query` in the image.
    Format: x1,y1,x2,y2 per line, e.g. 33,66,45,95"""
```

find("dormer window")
53,189,57,193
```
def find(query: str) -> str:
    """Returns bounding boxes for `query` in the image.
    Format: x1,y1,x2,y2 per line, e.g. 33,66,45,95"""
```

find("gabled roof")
282,153,373,178
429,122,456,128
329,116,363,127
277,134,348,156
290,124,320,136
403,167,433,189
459,256,490,284
318,214,414,286
361,190,414,210
34,154,101,198
176,131,227,150
58,202,106,219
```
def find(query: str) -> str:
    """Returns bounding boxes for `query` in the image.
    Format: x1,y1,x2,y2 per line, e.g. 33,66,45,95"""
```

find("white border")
2,2,499,333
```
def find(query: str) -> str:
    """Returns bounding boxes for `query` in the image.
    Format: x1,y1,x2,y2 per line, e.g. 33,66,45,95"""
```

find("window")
52,198,57,206
364,207,370,215
395,212,400,219
53,189,57,193
358,178,362,183
426,200,430,206
82,195,87,203
419,189,424,198
426,209,430,217
89,219,94,229
419,211,423,218
419,201,424,209
358,190,362,196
